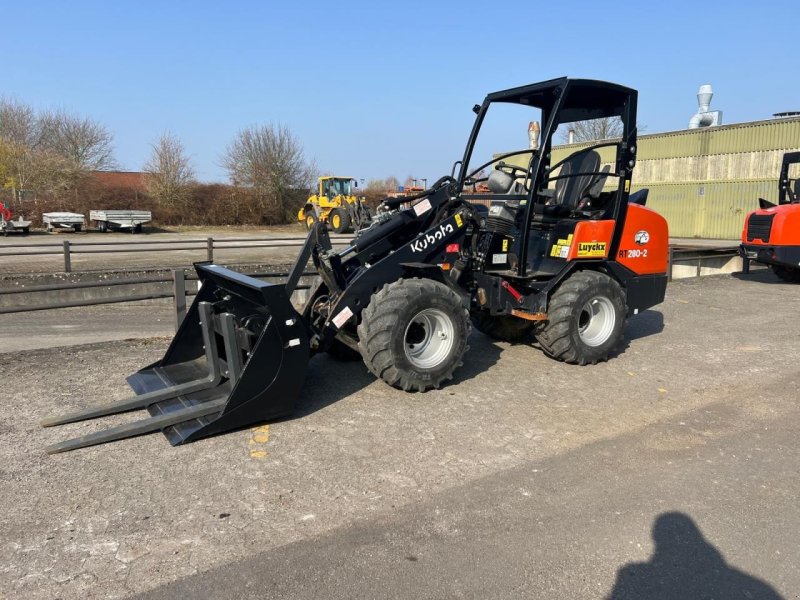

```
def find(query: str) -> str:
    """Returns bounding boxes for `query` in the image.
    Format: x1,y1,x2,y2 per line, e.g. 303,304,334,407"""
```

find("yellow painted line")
247,424,270,459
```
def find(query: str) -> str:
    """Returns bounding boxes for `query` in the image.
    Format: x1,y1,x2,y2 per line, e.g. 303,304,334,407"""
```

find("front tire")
329,208,351,234
536,270,626,365
772,265,800,283
357,278,470,391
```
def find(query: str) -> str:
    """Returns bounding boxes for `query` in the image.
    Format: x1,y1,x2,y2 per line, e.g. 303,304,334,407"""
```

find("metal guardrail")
0,235,348,273
0,269,317,332
0,245,743,323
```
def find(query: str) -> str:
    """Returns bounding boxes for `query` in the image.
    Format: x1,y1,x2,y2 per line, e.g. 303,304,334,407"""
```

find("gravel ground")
0,270,797,598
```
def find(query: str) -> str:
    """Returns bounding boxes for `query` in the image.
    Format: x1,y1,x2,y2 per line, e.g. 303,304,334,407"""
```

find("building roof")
91,171,146,189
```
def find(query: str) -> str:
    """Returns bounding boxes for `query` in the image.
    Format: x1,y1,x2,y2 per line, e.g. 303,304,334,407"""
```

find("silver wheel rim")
404,308,455,369
578,296,615,347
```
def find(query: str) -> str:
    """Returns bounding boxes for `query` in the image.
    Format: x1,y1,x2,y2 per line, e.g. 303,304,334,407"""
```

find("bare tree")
0,98,41,197
221,123,314,220
560,117,624,144
1,100,116,202
143,132,195,208
39,109,116,171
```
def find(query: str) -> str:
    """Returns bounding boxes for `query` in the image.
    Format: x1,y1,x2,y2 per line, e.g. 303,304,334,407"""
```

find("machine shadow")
732,270,785,285
624,309,664,342
288,355,377,419
283,333,505,421
605,512,785,600
450,332,504,386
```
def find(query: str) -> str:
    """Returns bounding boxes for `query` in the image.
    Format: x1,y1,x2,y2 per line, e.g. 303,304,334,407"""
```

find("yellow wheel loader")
298,176,371,233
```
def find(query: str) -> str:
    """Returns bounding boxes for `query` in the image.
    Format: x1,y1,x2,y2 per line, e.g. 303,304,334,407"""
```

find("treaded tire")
330,208,351,233
772,265,800,283
471,312,535,342
536,270,626,365
304,210,317,230
357,278,470,392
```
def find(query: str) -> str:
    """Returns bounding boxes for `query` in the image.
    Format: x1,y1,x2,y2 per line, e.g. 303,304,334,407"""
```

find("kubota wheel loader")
43,78,669,453
739,152,800,283
298,176,371,233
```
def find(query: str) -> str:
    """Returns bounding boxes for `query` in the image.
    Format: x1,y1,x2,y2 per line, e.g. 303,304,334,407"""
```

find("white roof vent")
688,84,723,129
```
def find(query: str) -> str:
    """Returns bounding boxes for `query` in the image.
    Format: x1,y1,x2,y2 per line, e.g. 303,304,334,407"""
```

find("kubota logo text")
411,223,455,253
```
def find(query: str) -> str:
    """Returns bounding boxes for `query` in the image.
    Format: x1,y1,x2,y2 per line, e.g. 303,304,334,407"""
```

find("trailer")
1,202,31,235
42,212,85,232
90,210,152,233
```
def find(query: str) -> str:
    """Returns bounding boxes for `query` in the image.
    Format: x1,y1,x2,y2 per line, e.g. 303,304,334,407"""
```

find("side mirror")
628,189,649,206
758,198,777,209
353,180,358,188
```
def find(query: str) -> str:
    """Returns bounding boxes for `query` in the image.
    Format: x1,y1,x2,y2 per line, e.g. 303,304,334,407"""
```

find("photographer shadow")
606,512,784,599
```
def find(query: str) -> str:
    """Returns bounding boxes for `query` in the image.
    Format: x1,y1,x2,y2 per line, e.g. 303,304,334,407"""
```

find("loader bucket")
42,263,310,453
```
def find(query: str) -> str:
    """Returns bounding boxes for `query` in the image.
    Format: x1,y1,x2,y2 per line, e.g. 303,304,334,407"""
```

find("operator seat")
533,149,602,222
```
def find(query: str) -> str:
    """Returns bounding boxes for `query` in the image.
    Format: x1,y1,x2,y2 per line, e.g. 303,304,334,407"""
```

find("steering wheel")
495,161,529,177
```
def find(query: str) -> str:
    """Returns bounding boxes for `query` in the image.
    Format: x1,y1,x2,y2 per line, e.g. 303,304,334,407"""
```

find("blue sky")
1,0,796,183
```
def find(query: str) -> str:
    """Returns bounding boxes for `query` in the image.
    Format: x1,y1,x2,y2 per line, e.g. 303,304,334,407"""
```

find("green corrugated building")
552,117,800,239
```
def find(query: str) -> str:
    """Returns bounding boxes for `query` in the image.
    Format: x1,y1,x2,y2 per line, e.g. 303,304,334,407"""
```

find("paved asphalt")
137,390,798,599
0,304,175,352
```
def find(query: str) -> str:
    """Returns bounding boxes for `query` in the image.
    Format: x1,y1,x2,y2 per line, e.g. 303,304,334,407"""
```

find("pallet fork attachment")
42,263,310,453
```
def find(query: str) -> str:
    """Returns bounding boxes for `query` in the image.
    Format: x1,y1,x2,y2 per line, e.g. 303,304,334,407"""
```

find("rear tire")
471,312,535,342
357,278,470,391
330,208,351,234
536,270,626,365
772,265,800,283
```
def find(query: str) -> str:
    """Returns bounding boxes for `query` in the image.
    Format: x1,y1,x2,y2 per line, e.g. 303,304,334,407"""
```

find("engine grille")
746,213,774,243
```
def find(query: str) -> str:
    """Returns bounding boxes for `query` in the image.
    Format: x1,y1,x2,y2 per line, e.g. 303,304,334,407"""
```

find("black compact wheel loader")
43,78,669,453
